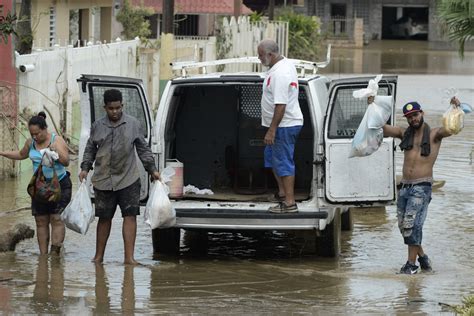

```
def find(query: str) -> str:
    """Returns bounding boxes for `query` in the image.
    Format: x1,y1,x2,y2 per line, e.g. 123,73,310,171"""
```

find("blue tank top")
29,133,67,180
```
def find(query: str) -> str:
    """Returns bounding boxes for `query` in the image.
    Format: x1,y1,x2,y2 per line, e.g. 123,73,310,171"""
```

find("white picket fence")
219,16,289,72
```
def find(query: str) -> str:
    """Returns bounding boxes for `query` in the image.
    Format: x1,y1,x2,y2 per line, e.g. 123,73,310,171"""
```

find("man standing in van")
368,96,462,274
257,39,303,213
79,89,160,265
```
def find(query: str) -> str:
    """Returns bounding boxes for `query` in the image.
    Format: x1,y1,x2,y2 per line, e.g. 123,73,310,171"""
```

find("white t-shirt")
261,57,303,127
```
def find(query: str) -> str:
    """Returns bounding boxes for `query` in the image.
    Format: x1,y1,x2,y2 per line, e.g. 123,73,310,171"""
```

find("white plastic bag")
183,184,214,195
350,75,393,158
367,96,393,129
442,87,465,135
61,181,95,235
352,74,383,98
442,103,464,135
349,110,384,158
39,148,59,167
144,181,176,229
144,167,176,229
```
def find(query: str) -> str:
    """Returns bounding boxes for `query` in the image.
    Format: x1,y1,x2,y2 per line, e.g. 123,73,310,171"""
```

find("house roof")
132,0,253,15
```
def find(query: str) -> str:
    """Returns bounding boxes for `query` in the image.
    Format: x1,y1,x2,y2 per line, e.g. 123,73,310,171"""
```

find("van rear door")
77,75,153,200
324,76,397,204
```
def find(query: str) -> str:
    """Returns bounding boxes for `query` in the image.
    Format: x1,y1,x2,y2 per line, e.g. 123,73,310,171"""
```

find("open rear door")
324,76,397,204
77,75,153,201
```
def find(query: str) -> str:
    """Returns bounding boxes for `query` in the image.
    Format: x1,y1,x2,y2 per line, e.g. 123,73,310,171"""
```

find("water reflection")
92,263,143,314
0,283,11,313
148,254,350,314
320,40,474,75
403,277,425,314
121,265,136,314
179,229,353,260
93,264,110,314
31,256,64,311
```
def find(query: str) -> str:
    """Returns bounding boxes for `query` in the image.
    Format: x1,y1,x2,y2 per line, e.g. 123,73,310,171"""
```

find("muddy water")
1,41,473,314
320,40,474,75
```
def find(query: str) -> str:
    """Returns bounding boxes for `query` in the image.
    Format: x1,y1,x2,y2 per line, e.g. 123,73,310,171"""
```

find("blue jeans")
397,183,432,245
264,126,302,177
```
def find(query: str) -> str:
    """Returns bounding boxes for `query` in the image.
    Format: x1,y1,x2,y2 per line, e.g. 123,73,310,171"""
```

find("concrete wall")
15,39,140,140
0,1,19,177
28,0,114,48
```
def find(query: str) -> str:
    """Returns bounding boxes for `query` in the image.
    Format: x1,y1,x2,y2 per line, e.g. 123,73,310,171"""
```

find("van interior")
164,83,314,202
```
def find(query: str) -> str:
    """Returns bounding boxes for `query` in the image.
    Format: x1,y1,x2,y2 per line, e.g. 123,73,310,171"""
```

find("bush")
275,7,321,61
116,0,153,40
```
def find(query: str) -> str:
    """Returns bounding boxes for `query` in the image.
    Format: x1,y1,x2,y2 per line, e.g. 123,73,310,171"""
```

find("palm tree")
437,0,474,58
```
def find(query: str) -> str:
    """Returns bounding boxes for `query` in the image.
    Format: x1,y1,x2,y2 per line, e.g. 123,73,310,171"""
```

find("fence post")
159,33,174,97
354,18,364,48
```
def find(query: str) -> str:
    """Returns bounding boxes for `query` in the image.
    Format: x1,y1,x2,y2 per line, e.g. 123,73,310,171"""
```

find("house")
243,0,305,13
132,0,253,37
304,0,445,43
15,0,121,48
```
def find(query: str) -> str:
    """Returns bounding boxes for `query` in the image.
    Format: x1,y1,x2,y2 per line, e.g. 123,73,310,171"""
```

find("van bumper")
174,208,328,230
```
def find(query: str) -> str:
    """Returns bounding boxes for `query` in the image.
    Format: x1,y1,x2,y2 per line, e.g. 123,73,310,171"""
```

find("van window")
328,86,390,138
89,85,148,138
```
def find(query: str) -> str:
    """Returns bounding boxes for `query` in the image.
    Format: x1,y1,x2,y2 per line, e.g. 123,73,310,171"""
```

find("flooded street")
1,41,473,314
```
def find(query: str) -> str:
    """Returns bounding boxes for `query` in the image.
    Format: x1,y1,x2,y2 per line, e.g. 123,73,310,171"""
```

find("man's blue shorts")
397,183,432,245
264,126,302,177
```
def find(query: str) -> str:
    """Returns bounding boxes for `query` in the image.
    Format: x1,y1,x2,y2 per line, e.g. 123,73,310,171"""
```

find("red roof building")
133,0,253,15
131,0,253,36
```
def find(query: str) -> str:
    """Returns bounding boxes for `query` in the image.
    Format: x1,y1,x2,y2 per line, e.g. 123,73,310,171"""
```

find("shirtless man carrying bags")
368,96,463,274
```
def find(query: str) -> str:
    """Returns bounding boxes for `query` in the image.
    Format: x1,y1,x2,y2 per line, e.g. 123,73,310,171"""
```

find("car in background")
391,16,428,39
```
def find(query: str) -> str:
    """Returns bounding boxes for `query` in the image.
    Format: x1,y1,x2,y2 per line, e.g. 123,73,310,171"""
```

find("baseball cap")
402,101,423,117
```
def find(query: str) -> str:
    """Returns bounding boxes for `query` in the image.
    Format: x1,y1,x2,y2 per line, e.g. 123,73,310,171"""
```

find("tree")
437,0,474,57
116,0,154,40
16,0,33,54
275,7,322,60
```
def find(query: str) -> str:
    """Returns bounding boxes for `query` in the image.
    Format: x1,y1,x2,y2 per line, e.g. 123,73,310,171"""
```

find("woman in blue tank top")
0,112,72,255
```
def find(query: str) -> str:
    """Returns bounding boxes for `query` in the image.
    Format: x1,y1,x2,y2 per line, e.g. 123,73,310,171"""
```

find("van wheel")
183,230,208,254
316,208,341,257
404,29,411,39
341,207,354,231
152,228,180,255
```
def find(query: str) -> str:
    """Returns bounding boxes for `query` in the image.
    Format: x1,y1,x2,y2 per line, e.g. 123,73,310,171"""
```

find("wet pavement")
1,40,473,314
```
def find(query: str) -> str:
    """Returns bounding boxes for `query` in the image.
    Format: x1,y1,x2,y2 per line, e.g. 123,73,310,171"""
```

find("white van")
77,58,397,257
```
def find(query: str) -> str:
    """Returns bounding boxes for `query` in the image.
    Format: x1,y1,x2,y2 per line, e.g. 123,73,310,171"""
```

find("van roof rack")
171,45,331,78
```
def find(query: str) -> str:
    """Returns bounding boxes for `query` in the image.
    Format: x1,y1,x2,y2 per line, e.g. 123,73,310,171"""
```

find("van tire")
152,228,180,255
341,207,354,231
183,230,208,254
316,208,341,257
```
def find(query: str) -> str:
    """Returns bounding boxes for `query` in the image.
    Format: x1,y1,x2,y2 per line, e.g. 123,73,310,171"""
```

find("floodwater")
1,40,473,314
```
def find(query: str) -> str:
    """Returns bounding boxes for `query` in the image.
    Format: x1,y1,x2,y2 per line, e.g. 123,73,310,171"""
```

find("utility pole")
162,0,174,34
234,0,241,19
160,0,175,98
268,0,275,21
